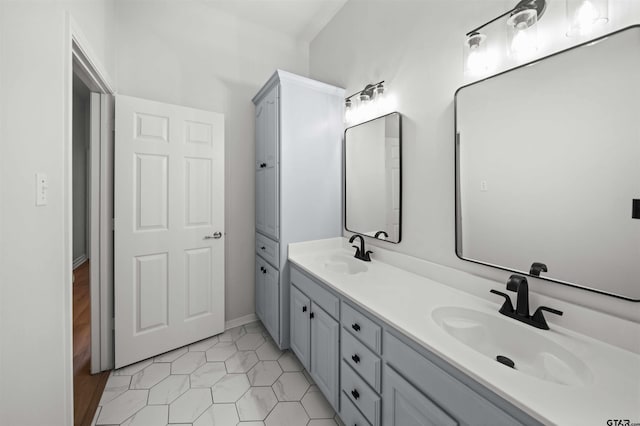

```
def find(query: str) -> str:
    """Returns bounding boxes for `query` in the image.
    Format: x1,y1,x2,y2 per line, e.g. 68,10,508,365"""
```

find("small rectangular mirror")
345,112,402,243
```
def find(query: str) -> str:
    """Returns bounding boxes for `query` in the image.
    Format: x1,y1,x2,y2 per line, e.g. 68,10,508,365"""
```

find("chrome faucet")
490,274,563,330
349,234,372,262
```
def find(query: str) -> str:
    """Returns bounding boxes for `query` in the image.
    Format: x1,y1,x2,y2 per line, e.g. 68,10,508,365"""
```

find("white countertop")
288,237,640,426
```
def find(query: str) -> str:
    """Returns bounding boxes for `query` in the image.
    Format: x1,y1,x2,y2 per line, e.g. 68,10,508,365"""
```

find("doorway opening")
72,71,110,425
69,32,115,425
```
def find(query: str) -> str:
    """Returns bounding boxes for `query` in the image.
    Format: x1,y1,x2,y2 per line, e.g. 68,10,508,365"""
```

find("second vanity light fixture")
344,81,385,124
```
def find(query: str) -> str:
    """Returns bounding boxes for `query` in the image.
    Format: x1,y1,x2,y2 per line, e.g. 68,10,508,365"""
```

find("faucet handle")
490,289,514,315
531,306,563,330
351,245,362,255
363,250,373,261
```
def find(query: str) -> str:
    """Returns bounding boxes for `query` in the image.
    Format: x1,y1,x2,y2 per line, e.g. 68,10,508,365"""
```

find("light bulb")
466,49,484,74
573,0,598,35
567,0,608,37
511,22,537,59
464,32,488,76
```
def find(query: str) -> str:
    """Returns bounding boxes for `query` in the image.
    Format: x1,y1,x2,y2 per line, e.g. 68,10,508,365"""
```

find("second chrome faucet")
349,234,373,262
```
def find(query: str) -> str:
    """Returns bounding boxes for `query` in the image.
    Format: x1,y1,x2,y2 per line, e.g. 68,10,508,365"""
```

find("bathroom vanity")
288,238,640,426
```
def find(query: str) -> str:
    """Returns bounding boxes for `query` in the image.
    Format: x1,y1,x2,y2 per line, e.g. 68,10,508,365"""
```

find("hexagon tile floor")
93,321,345,426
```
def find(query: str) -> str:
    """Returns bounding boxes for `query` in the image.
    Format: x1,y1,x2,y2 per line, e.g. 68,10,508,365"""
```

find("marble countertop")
288,237,640,426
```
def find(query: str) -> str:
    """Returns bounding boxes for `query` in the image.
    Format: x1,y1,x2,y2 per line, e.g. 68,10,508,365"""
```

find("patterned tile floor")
93,321,345,426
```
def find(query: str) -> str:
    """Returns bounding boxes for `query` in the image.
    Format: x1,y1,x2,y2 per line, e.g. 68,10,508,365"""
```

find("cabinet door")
255,257,265,323
310,303,339,410
255,87,279,240
383,366,458,426
262,261,280,343
290,286,311,370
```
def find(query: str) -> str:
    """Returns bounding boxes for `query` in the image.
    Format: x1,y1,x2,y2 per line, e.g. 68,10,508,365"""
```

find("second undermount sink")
432,306,593,386
321,254,368,275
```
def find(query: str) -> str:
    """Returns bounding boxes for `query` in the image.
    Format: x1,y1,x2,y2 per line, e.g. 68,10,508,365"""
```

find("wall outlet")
480,180,488,192
36,173,48,206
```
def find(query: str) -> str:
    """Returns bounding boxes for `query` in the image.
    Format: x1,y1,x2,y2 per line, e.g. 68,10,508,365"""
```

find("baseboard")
73,254,88,270
225,313,258,330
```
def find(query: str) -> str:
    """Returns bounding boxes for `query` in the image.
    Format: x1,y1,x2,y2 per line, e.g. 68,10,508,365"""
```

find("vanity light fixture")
344,81,385,124
464,0,546,72
566,0,608,37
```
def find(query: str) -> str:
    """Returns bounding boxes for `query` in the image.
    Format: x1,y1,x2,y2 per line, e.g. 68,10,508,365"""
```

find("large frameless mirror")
345,112,402,243
455,26,640,301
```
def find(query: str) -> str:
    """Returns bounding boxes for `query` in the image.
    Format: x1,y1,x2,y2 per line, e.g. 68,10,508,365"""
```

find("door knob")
204,232,222,240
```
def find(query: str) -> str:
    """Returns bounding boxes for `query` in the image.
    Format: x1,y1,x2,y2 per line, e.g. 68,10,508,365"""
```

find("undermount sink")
321,254,368,275
432,306,593,386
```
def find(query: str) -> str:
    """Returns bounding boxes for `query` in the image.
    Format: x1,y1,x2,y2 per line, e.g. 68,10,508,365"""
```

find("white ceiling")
205,0,348,43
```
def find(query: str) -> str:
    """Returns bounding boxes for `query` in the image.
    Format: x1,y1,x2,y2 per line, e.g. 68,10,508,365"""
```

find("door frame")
64,15,115,421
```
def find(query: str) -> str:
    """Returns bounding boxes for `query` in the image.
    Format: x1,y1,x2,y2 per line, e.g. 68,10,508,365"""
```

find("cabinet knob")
310,312,315,319
351,389,360,400
261,246,266,250
260,162,267,168
261,267,267,274
302,306,307,312
351,354,360,364
351,323,361,332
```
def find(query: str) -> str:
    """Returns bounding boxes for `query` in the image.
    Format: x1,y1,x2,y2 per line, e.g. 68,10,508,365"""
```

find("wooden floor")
73,261,110,426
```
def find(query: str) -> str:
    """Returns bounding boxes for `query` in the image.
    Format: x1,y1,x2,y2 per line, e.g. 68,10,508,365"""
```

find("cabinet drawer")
341,303,381,354
384,332,526,426
340,391,372,426
341,361,380,426
256,233,279,268
342,329,381,392
290,267,339,319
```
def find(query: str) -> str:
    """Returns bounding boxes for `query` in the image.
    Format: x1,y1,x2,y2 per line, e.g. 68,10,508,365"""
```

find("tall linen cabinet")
253,70,344,349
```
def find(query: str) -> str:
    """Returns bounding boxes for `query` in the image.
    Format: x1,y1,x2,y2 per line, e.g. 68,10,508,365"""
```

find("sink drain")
496,355,515,369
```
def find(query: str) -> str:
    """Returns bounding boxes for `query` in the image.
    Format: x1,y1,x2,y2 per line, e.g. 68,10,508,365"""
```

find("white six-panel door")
114,95,225,368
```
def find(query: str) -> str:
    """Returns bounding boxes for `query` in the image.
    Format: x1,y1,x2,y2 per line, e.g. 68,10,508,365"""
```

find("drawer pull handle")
302,306,307,312
351,354,360,364
352,323,361,332
351,389,360,400
310,312,315,319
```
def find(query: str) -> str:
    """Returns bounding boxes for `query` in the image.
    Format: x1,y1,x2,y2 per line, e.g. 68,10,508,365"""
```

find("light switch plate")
36,173,48,206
